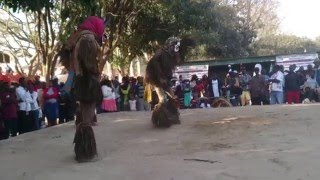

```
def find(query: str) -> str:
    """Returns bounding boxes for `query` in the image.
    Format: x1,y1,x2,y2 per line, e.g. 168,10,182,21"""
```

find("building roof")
183,55,277,66
182,52,320,67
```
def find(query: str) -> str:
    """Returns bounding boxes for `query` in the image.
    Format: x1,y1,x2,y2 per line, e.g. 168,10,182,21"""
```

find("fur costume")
211,97,233,108
73,123,97,162
145,37,194,128
59,16,105,162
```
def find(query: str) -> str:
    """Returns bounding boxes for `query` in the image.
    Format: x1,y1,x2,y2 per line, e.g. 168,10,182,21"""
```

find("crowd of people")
0,75,152,140
172,59,320,108
1,58,320,140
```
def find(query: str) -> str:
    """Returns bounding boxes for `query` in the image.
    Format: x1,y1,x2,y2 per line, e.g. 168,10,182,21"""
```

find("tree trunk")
98,43,112,73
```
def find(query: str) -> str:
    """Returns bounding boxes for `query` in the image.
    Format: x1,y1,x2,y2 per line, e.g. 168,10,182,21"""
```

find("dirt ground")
1,104,320,180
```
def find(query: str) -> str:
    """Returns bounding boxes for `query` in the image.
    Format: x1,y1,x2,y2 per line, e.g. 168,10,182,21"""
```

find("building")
178,52,319,79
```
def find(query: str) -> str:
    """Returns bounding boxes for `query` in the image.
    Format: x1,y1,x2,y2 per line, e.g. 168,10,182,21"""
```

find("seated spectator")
302,87,317,103
304,74,318,90
199,97,210,108
302,74,318,102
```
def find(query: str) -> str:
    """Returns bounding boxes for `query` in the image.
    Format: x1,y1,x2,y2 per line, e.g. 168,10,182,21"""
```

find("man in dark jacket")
250,67,266,105
285,65,302,104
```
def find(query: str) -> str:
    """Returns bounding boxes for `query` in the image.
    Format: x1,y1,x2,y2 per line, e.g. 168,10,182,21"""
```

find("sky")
278,0,320,39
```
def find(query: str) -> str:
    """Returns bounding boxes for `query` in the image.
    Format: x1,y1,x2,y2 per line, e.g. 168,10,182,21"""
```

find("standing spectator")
120,76,131,111
239,67,252,106
0,82,18,138
43,80,59,127
182,80,192,108
306,64,315,78
178,75,183,86
37,82,46,128
16,77,33,134
250,67,266,105
190,75,198,90
314,59,320,100
201,75,209,91
28,83,41,130
260,69,270,105
112,76,121,111
296,67,307,86
193,80,205,99
269,65,284,104
58,82,68,124
136,76,151,111
208,73,222,98
34,75,42,91
226,71,241,106
101,79,117,112
174,83,183,100
285,65,302,104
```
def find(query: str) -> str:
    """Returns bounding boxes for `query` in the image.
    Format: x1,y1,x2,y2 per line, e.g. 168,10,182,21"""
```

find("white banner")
276,53,318,70
174,65,209,80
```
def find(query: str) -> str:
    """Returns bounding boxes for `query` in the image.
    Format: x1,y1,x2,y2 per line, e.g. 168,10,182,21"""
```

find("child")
129,93,137,111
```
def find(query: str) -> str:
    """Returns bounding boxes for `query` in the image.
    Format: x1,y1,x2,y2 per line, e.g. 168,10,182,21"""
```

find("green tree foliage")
219,0,280,37
0,0,53,12
1,0,275,76
252,34,320,56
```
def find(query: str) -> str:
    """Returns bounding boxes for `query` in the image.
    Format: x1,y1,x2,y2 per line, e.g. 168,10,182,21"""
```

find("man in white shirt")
16,77,33,133
269,65,284,104
209,74,221,98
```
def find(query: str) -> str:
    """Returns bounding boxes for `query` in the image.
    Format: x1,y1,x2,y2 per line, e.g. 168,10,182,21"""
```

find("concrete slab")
1,104,320,180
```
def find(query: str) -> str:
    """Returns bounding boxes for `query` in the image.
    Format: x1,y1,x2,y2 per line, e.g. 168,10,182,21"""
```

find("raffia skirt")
101,99,117,112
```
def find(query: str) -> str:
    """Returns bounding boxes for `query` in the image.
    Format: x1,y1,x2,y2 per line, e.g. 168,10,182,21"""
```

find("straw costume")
145,37,194,128
59,16,105,162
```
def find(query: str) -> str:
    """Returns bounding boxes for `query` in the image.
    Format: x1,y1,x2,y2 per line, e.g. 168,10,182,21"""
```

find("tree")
252,34,320,56
0,0,97,80
219,0,280,37
0,9,38,76
0,0,260,78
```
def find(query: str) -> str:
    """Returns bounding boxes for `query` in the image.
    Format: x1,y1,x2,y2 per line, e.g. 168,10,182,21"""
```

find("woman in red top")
193,80,205,98
0,82,18,138
43,80,59,127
